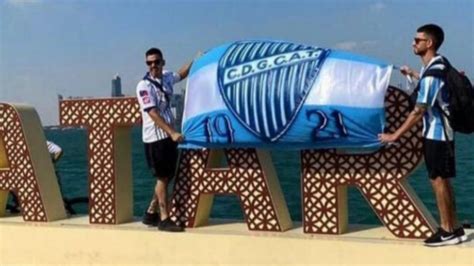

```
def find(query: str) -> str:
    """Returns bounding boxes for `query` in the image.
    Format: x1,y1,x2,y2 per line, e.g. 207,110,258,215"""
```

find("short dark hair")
146,47,163,58
417,24,444,51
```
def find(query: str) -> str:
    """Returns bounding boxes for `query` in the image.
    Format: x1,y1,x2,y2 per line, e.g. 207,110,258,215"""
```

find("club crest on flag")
217,41,329,142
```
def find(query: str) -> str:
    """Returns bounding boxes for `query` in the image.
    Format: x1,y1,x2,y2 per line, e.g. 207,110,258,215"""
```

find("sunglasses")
146,59,164,66
414,37,428,44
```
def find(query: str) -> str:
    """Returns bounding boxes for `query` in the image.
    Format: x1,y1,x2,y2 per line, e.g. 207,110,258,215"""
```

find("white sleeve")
136,81,156,111
170,71,181,84
46,141,62,155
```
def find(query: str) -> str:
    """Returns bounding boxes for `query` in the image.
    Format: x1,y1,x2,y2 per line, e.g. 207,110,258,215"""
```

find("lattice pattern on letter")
170,148,290,231
60,98,140,224
301,87,435,238
0,104,46,221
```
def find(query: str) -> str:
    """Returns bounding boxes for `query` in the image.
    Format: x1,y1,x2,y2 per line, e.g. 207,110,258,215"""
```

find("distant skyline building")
111,74,123,97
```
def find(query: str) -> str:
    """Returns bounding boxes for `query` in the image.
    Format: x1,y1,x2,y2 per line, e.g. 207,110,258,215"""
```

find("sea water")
45,127,473,225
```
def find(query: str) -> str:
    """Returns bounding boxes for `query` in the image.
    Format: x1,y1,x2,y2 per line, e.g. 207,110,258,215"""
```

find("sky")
1,0,473,126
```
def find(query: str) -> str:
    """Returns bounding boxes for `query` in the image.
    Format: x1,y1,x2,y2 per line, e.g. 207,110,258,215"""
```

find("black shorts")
144,138,178,179
423,138,456,179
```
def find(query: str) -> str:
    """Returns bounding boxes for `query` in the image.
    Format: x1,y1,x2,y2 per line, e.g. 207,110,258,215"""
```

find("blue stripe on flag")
181,105,385,150
190,43,231,76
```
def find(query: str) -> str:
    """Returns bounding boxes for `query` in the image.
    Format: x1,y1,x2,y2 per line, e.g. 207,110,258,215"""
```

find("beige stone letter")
0,103,66,221
59,98,141,224
170,148,293,232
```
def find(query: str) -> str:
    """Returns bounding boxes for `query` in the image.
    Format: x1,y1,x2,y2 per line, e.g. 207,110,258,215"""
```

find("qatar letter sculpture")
181,40,392,149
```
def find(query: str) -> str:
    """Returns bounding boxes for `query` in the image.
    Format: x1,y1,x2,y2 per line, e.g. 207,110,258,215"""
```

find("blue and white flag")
181,40,393,150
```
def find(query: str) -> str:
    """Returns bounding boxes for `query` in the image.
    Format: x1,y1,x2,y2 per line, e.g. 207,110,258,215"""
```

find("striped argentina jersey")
416,55,453,141
136,71,181,143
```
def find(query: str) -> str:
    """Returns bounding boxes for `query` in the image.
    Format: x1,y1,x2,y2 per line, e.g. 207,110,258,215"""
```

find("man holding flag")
136,47,193,232
379,24,466,246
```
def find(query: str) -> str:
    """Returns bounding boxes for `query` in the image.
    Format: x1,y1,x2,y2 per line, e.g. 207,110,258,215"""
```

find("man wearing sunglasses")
379,24,466,246
136,47,193,232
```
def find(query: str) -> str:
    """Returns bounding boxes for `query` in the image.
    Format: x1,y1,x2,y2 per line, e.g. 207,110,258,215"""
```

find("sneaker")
424,228,460,247
454,227,468,243
158,218,184,232
142,212,160,226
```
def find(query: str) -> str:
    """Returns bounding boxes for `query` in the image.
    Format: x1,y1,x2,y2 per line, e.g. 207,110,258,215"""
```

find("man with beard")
379,24,467,246
136,47,193,232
